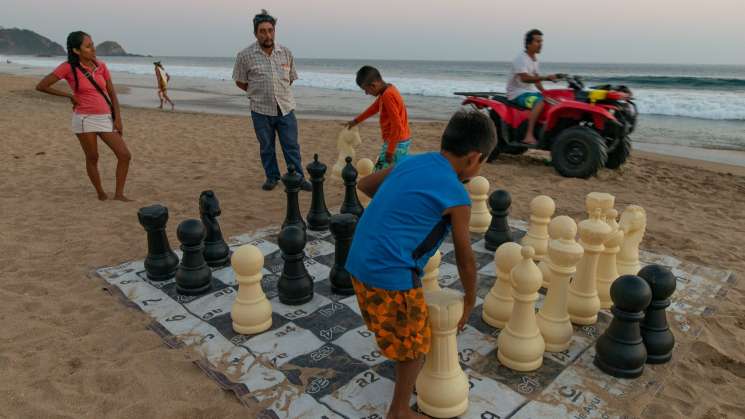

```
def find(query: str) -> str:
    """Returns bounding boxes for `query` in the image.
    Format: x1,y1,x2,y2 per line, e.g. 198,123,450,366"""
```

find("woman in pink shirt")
36,31,132,201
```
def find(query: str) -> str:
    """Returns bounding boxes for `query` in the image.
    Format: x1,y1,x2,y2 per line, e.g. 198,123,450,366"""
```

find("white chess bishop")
231,244,272,335
482,242,523,329
422,249,442,292
468,176,491,233
536,216,584,352
521,195,555,262
356,158,374,208
497,246,545,371
416,289,469,418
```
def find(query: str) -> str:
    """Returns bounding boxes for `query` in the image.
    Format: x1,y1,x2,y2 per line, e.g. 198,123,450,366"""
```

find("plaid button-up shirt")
232,42,298,116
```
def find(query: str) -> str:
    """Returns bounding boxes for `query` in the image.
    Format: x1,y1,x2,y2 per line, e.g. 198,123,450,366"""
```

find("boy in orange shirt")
345,66,411,171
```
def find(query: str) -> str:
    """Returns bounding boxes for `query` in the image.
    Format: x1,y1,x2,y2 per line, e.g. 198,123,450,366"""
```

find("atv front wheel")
605,136,631,169
551,127,608,178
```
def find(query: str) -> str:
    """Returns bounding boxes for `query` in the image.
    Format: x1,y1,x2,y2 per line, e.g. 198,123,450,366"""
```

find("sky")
3,0,745,64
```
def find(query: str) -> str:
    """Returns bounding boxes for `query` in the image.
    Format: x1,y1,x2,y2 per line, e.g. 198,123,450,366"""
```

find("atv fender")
461,97,511,120
544,102,619,132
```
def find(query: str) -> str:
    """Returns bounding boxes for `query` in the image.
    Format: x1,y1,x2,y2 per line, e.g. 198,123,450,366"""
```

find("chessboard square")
438,241,455,256
157,276,230,305
207,311,289,345
97,260,144,282
243,322,325,368
304,257,332,283
184,286,237,322
477,260,495,277
306,228,332,240
470,238,493,254
260,274,279,300
257,389,344,419
211,265,236,286
442,247,493,271
269,293,332,321
457,325,498,368
438,262,460,287
445,282,484,307
284,343,369,399
320,369,396,417
312,279,357,303
543,334,593,366
461,369,527,419
243,236,280,256
293,301,364,342
465,304,501,338
472,348,565,395
475,273,496,299
305,238,336,258
339,294,361,316
334,325,388,367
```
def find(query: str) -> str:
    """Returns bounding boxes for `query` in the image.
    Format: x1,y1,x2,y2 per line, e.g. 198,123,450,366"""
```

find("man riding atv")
506,29,561,145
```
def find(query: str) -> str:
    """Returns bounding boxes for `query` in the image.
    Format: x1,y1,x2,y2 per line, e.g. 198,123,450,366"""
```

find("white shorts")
72,113,114,134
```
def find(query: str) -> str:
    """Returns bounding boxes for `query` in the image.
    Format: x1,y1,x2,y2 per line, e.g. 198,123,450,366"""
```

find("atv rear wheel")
605,136,631,169
551,126,608,178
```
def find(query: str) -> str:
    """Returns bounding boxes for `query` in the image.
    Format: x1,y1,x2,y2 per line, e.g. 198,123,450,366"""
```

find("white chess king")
231,244,272,335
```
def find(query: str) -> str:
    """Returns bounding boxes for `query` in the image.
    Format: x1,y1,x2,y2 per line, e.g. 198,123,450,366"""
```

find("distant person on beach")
506,29,561,145
35,31,132,201
154,61,174,111
345,66,411,172
232,9,311,192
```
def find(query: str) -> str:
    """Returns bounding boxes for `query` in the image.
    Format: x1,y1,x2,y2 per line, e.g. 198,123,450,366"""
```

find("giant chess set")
96,154,736,418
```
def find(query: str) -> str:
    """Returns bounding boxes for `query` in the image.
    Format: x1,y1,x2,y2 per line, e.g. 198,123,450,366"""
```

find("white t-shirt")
506,52,540,100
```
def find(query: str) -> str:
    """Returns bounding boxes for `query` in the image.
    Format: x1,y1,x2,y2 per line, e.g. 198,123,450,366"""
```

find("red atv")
456,75,637,178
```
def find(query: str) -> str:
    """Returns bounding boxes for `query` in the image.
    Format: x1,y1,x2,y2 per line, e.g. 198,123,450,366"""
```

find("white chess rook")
567,209,612,325
468,176,491,233
482,242,523,329
416,289,469,418
422,249,442,292
231,244,273,335
536,216,584,352
597,209,624,309
521,195,555,262
356,158,374,208
497,246,545,371
617,205,647,276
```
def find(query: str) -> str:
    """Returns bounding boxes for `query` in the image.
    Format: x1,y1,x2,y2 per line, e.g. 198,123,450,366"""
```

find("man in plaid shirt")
233,9,311,191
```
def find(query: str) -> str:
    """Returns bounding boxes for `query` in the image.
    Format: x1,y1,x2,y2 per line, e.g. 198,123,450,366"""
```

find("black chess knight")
277,225,314,305
329,213,358,295
199,190,230,267
138,204,179,281
485,189,514,251
175,219,213,295
306,154,332,231
282,165,307,231
638,264,676,364
340,156,364,218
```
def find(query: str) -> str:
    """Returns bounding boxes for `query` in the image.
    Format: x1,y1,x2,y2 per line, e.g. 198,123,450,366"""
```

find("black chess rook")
175,219,213,295
340,156,364,218
485,189,514,251
137,204,179,281
282,164,307,231
277,225,314,305
638,264,676,364
306,154,332,231
329,213,358,295
200,190,230,267
594,274,652,378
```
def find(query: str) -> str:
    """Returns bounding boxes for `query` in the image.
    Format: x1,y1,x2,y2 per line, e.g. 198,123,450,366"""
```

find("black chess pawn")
175,219,213,295
277,225,314,305
484,189,514,251
594,274,652,378
340,156,364,218
281,164,307,231
138,205,180,281
638,264,676,364
199,190,230,267
306,154,332,231
329,213,358,295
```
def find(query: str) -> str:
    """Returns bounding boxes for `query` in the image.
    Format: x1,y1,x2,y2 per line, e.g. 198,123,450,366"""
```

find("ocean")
4,55,745,153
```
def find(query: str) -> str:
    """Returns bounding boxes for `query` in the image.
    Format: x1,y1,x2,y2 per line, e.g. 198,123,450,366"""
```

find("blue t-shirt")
345,152,471,290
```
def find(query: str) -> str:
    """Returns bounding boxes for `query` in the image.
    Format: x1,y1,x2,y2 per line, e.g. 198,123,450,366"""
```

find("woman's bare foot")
97,191,109,201
522,134,538,145
113,194,133,202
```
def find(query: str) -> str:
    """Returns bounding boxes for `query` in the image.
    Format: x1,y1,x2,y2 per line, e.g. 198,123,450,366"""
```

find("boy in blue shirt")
346,109,497,419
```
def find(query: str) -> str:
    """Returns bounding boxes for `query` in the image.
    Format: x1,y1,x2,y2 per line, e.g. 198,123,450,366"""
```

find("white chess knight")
536,216,584,352
597,209,624,309
482,242,523,329
567,209,612,325
416,289,469,418
521,195,555,262
617,205,647,276
422,249,442,292
332,126,362,180
497,246,545,372
356,158,374,208
231,244,272,335
468,176,491,233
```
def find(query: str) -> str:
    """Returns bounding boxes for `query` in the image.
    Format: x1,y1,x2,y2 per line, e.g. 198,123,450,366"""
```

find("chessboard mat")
95,219,737,418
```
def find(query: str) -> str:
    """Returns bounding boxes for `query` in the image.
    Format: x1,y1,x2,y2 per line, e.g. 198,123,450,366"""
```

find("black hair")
355,65,382,87
524,29,543,49
253,9,277,34
440,109,496,160
66,31,89,91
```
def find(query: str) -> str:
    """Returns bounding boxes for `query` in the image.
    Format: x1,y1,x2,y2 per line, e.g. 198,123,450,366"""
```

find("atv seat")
489,95,531,111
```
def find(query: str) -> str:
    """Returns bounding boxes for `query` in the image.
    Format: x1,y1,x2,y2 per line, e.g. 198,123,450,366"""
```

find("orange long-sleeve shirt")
353,84,411,155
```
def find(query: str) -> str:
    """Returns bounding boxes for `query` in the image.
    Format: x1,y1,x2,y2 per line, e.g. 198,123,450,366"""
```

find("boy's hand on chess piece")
458,293,476,332
344,120,358,129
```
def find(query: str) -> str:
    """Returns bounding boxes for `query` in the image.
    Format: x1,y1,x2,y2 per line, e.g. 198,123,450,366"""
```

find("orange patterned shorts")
351,277,431,362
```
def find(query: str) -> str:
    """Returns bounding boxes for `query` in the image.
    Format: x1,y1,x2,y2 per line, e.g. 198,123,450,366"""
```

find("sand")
1,73,744,418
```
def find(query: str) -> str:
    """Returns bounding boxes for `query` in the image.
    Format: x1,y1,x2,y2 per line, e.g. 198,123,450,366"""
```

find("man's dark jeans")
251,110,304,181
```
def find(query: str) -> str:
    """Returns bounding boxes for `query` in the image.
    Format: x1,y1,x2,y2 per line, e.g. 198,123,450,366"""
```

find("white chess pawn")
597,209,624,309
617,205,647,276
521,195,555,262
482,242,523,329
332,127,362,180
422,249,442,292
567,209,612,325
231,244,272,335
585,192,615,220
416,289,469,418
356,158,374,208
497,246,545,371
468,176,491,233
536,216,584,352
